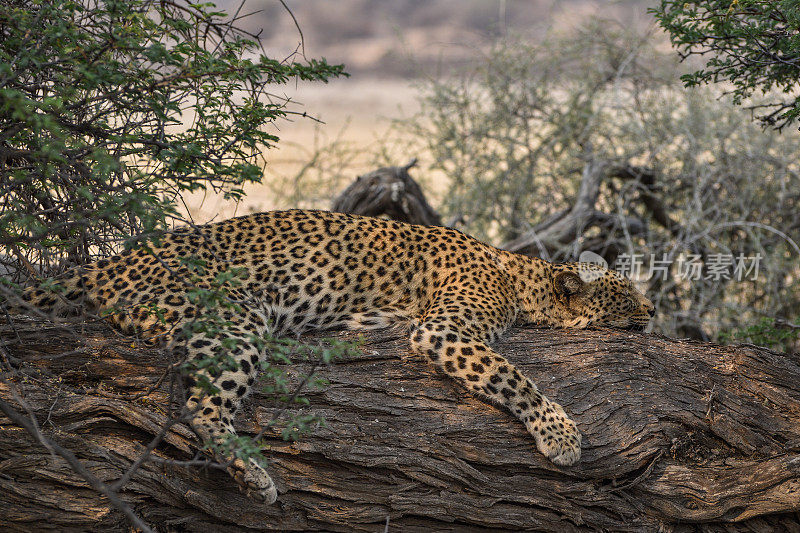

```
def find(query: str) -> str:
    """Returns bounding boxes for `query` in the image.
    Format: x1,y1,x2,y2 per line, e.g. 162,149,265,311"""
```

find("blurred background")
192,0,657,219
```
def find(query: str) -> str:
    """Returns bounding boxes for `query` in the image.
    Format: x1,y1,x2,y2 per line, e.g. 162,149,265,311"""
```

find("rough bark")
331,158,442,226
1,317,799,532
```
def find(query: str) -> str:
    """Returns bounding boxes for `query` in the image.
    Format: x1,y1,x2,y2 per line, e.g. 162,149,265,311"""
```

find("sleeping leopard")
10,209,654,504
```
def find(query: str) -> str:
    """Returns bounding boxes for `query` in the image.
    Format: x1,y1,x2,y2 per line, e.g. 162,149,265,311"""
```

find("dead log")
331,159,442,226
1,317,799,532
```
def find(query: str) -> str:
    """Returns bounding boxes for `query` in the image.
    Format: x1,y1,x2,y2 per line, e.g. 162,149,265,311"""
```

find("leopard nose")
648,307,655,317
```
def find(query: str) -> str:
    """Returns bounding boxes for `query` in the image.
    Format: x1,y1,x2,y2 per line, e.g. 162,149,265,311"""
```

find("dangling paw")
228,457,278,504
531,401,582,466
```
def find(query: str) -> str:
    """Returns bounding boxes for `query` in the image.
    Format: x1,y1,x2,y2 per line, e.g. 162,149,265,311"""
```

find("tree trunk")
1,317,799,532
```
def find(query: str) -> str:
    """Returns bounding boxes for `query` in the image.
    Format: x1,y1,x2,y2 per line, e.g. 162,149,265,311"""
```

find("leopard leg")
182,327,277,504
410,323,581,466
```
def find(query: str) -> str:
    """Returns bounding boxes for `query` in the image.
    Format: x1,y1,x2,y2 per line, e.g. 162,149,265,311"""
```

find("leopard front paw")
532,401,582,466
228,457,278,505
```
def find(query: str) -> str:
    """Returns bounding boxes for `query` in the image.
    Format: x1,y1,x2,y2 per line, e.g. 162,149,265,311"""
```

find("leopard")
9,209,655,505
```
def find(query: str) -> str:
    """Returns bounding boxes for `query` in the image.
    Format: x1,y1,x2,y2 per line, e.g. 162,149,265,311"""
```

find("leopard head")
550,263,654,330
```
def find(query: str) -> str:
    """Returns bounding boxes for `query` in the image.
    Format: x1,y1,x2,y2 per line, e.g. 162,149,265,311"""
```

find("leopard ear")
554,271,585,297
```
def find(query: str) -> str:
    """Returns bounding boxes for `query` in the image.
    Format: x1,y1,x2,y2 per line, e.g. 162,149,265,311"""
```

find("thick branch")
502,158,695,262
1,318,799,531
502,156,635,257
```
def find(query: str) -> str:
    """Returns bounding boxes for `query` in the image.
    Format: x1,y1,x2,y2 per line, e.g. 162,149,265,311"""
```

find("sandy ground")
182,77,423,223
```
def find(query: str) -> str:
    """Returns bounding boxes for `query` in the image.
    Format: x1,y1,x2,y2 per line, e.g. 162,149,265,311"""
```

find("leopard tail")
5,266,91,316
